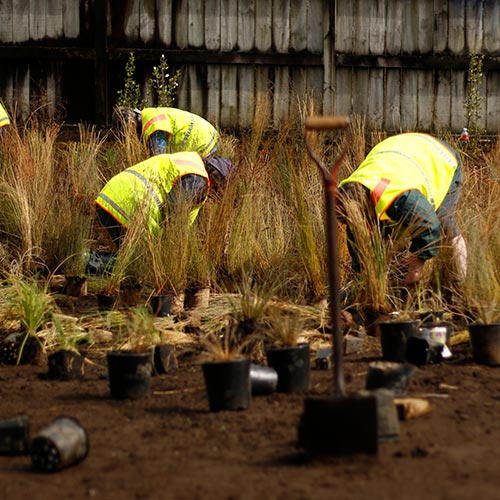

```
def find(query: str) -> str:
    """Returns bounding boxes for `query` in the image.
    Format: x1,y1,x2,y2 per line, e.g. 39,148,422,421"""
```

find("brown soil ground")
1,293,500,500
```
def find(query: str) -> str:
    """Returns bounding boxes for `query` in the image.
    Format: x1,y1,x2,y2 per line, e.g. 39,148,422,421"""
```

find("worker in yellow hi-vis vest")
113,106,219,158
0,101,10,132
337,133,466,287
94,152,235,251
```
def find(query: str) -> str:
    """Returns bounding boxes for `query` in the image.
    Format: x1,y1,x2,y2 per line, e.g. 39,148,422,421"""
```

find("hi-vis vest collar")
0,103,10,127
339,133,458,221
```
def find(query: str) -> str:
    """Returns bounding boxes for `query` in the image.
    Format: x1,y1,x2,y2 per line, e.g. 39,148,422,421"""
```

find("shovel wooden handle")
305,115,350,130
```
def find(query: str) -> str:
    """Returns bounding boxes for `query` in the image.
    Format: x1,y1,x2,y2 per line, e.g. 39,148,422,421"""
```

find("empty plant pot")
106,350,153,400
47,350,85,381
202,358,251,412
152,344,176,375
468,323,500,366
150,294,172,317
250,364,278,396
0,415,30,455
30,416,89,473
379,320,419,362
185,287,210,309
298,394,379,456
365,361,417,396
266,343,310,393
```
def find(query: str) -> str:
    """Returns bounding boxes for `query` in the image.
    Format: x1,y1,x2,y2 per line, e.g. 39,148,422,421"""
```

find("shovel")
297,115,382,455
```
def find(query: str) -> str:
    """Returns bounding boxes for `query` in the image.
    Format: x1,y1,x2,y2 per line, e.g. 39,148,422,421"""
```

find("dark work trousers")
95,205,126,250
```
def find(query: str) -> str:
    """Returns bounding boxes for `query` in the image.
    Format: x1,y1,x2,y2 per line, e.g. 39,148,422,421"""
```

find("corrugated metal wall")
0,1,498,133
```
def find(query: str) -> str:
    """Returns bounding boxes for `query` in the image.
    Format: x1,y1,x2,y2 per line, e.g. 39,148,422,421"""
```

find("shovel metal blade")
298,394,378,456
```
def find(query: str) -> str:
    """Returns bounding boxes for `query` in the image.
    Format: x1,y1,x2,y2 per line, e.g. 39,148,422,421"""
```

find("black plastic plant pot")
250,364,278,396
65,276,87,298
266,343,310,393
379,320,419,362
106,350,152,400
0,415,30,455
406,336,443,366
365,361,417,396
298,394,378,456
468,323,500,366
47,350,85,381
30,416,89,473
152,344,175,375
150,294,173,317
97,293,117,311
202,358,251,412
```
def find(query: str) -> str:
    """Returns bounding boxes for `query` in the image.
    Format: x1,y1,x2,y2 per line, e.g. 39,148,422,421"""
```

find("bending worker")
95,151,235,250
337,132,467,286
114,106,219,158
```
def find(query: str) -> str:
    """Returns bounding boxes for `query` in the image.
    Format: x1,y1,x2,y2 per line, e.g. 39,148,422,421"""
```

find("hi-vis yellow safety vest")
339,133,459,221
0,102,10,128
141,107,218,157
95,151,209,234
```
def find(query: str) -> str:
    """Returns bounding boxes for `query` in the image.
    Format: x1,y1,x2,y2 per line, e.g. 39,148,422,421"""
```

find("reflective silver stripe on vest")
179,114,195,151
372,150,435,208
418,134,457,167
96,193,131,222
199,129,218,156
123,169,163,210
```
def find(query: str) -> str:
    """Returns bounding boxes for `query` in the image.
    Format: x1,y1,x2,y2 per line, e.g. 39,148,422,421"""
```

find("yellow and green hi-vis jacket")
95,151,209,235
0,102,10,128
140,107,218,158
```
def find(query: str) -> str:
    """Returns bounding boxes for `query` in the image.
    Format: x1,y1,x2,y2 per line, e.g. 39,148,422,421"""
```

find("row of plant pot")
378,318,500,366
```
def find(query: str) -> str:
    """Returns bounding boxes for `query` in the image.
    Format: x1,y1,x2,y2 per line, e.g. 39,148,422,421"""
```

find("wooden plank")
204,0,220,50
401,0,418,55
46,63,57,117
124,0,140,41
273,0,290,52
238,66,255,127
15,63,30,119
322,0,334,112
353,0,368,54
187,0,203,48
433,1,448,53
255,66,271,110
334,67,353,117
335,0,354,53
175,0,189,49
290,66,307,117
220,65,237,127
417,0,434,53
139,0,155,43
416,70,433,131
385,0,402,55
352,67,369,119
434,69,452,132
63,0,80,38
157,0,173,46
307,0,323,53
367,67,384,129
369,0,386,55
255,0,272,51
450,70,467,133
306,67,324,114
187,64,204,116
483,0,500,53
0,0,13,42
290,0,306,52
400,69,418,130
448,0,465,54
237,0,255,52
29,0,46,40
46,0,63,38
485,71,500,134
206,65,221,125
384,68,401,131
465,0,483,53
220,0,237,51
272,67,290,124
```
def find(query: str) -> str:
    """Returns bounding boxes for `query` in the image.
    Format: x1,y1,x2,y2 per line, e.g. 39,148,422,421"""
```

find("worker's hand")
404,256,426,286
